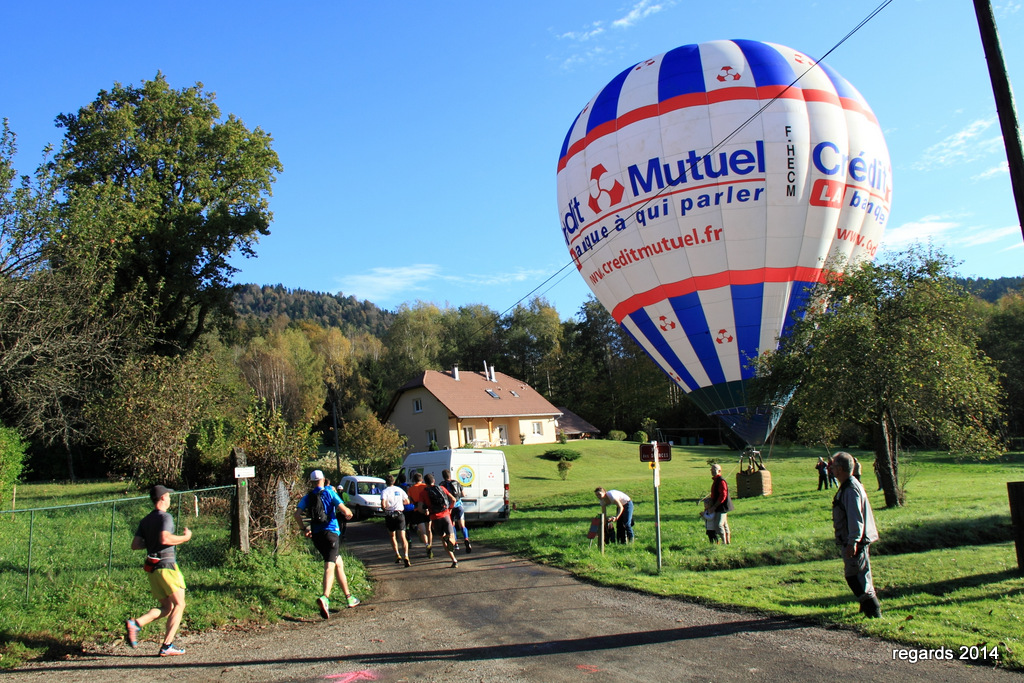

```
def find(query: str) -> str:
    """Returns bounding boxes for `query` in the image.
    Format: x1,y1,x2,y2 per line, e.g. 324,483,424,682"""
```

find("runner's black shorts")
312,531,340,563
406,510,428,526
384,511,406,532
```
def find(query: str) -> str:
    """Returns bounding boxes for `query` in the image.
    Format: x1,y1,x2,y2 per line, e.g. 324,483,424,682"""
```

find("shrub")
184,416,237,486
306,451,356,483
631,430,648,443
608,430,627,441
557,460,573,480
541,448,582,462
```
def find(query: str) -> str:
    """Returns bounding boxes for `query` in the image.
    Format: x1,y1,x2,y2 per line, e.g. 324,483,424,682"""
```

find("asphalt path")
8,520,1020,682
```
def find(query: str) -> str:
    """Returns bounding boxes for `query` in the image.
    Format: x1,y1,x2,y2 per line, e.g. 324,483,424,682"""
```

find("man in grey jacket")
830,451,881,618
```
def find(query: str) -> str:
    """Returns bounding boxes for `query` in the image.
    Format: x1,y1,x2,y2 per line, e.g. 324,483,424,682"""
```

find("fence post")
26,510,35,600
1009,481,1024,573
231,447,250,553
108,501,117,575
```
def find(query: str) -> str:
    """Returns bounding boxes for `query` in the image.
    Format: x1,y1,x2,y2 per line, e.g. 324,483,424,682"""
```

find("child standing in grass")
701,509,722,543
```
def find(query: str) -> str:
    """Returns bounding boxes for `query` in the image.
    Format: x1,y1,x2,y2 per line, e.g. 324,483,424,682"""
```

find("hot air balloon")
557,39,892,446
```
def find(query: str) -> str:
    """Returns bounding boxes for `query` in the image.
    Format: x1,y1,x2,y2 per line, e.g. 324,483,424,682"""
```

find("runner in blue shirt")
294,470,360,618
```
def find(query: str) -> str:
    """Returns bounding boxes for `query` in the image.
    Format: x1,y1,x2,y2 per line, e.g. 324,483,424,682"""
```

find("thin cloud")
612,0,669,28
882,215,1021,251
557,22,605,42
964,225,1023,248
554,0,674,70
881,215,961,248
337,264,441,305
912,117,1003,170
973,160,1009,181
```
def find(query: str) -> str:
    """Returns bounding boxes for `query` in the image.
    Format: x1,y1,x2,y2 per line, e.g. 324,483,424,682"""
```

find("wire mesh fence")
0,486,236,600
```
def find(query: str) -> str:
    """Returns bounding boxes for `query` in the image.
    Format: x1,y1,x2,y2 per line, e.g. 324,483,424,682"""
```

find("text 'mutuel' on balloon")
556,39,892,446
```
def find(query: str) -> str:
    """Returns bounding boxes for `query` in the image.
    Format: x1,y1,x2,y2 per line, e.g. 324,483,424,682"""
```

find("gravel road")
7,520,1019,682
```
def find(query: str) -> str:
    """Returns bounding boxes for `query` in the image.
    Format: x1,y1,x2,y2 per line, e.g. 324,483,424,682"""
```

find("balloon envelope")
557,40,892,445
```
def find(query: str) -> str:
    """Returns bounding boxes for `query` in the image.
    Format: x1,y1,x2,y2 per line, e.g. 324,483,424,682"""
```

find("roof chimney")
489,365,497,382
453,365,460,381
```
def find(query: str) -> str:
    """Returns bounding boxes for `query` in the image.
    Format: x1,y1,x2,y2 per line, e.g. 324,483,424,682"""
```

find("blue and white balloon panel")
557,39,892,445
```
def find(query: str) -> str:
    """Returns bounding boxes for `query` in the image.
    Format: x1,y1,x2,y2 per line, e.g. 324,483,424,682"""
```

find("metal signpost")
640,441,671,571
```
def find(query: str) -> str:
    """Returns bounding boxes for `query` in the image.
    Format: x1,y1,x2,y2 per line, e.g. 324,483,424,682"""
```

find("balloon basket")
735,448,772,498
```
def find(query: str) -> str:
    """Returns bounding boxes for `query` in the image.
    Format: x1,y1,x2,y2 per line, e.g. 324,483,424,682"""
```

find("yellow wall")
388,387,451,452
388,389,559,451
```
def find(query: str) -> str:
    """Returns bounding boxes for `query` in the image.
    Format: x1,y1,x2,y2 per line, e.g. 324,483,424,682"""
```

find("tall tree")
337,408,407,477
52,73,282,353
1,122,146,479
752,247,1004,507
501,297,561,392
380,301,444,391
238,327,325,428
88,351,219,486
554,297,674,434
979,290,1024,438
437,303,502,372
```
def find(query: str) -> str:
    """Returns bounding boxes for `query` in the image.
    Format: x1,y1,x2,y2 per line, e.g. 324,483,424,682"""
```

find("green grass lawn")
471,441,1024,670
0,481,370,669
3,443,1022,671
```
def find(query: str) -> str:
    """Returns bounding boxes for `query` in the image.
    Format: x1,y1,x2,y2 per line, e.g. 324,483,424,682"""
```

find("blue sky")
6,0,1023,319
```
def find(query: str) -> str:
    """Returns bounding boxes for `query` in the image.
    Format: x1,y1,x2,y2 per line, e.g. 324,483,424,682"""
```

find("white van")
339,475,386,521
402,448,510,524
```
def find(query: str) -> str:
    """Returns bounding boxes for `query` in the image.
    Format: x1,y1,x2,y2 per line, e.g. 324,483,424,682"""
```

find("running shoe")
125,619,139,649
346,594,360,608
159,643,185,657
403,557,411,568
426,547,433,559
465,540,473,554
449,561,458,569
317,595,330,619
395,556,402,564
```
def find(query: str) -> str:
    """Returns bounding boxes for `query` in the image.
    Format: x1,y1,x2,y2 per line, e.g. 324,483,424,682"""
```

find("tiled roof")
556,407,600,435
395,369,562,420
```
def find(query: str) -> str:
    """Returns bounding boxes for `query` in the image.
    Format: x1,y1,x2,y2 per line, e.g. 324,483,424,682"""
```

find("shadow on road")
15,617,801,674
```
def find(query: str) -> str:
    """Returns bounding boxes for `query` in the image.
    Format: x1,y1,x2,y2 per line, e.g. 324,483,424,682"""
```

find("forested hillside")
233,284,394,337
957,276,1024,302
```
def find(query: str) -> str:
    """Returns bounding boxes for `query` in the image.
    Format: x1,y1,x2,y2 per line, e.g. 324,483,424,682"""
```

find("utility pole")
974,0,1024,240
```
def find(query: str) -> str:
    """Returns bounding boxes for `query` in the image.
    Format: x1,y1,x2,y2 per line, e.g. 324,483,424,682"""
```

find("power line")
466,0,895,341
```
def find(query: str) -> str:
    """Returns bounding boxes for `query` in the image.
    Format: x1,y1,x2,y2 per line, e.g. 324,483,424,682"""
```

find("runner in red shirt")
423,473,460,568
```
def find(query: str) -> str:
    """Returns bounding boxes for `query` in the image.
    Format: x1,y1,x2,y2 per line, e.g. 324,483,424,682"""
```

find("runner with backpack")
293,470,361,618
405,472,432,558
441,469,472,554
422,473,460,568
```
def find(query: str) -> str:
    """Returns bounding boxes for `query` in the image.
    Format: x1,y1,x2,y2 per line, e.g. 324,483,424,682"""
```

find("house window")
510,390,520,397
426,429,437,445
463,426,475,444
485,389,499,399
532,421,543,435
413,398,422,413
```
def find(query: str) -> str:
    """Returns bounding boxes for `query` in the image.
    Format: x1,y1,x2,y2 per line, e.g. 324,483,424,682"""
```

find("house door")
496,425,508,446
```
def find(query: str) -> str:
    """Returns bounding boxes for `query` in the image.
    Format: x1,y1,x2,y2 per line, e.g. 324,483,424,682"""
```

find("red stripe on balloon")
610,266,827,323
556,85,874,172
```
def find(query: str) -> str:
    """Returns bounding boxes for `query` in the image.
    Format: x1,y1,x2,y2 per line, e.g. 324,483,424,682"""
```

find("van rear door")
454,451,509,523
